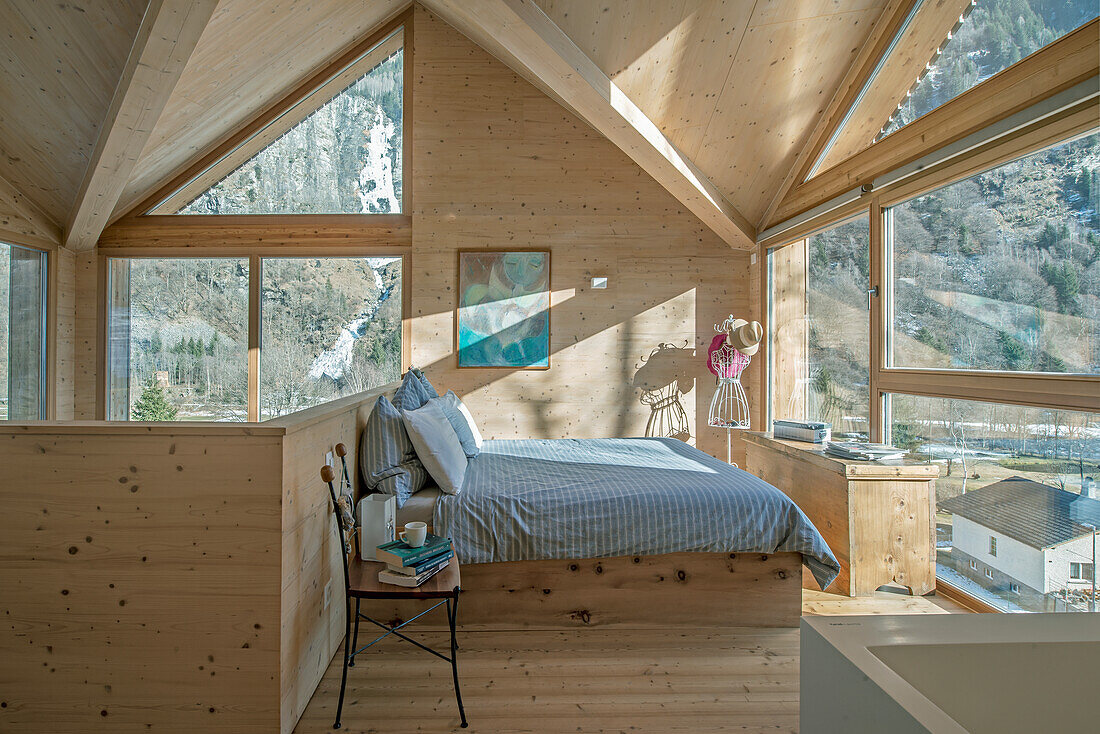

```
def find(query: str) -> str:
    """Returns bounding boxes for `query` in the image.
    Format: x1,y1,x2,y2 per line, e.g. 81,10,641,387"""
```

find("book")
376,533,452,567
377,560,449,588
386,548,454,576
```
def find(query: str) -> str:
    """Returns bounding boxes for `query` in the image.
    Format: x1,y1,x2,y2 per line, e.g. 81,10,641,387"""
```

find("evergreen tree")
997,331,1030,370
131,382,179,421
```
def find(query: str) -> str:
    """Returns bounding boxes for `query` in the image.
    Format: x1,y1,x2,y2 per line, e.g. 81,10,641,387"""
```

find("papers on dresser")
824,442,907,461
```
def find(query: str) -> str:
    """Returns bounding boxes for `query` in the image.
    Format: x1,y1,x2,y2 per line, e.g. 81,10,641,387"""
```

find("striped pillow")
410,367,439,400
359,394,428,508
393,369,433,411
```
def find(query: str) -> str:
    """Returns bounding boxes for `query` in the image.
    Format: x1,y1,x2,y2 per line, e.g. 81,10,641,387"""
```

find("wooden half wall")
0,384,394,734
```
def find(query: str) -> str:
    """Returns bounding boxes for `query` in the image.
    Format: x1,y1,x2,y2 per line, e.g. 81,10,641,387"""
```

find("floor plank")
293,589,967,733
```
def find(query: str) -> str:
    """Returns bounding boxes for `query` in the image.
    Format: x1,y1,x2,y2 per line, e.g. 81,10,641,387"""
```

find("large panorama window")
1,242,47,420
887,132,1099,373
890,394,1098,613
769,128,1099,614
769,216,870,439
260,257,402,419
107,257,402,421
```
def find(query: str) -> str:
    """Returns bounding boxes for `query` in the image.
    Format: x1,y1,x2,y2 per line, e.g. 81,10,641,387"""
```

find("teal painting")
457,251,550,368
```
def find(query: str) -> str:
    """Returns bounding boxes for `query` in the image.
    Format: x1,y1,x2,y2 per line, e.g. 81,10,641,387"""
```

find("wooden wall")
270,387,389,734
0,423,285,733
410,6,758,465
0,385,392,734
53,246,76,419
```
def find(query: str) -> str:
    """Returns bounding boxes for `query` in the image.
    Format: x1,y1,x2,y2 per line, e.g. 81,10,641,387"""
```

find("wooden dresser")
744,432,939,597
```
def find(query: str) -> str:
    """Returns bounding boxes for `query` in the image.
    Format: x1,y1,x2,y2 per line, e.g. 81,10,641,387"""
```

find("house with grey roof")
939,477,1099,607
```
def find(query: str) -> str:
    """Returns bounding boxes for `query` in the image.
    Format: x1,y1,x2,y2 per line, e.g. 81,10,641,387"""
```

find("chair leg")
333,597,352,730
348,598,361,667
448,590,468,728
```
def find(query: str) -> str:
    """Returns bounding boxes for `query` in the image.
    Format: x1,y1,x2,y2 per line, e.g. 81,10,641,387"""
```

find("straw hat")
725,319,763,356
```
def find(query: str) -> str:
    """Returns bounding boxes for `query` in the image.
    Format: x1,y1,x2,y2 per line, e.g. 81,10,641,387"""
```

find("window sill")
935,578,1004,614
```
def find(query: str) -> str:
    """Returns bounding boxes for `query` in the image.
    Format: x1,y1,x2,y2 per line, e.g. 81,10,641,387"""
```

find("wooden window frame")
97,247,411,422
761,99,1100,612
95,10,416,421
118,8,414,224
0,240,49,420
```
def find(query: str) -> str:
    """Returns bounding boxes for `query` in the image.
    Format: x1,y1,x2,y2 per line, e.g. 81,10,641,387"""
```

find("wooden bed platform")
377,551,803,629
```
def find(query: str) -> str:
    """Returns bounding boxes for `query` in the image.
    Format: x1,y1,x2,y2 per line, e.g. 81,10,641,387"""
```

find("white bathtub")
801,613,1099,733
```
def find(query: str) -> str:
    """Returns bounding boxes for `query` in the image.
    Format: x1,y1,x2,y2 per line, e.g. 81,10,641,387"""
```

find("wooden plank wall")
411,6,757,465
73,251,98,419
54,246,76,419
273,386,392,734
0,424,285,733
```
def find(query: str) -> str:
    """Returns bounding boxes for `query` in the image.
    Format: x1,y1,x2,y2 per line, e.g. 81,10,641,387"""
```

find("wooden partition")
0,383,394,734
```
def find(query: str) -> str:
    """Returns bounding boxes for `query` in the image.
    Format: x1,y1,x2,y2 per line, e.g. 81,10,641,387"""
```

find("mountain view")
122,256,402,421
179,45,403,215
882,0,1098,136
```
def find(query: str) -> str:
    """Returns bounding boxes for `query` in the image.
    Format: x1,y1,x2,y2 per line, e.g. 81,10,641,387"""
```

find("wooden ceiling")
1,0,968,246
0,0,146,225
534,0,892,226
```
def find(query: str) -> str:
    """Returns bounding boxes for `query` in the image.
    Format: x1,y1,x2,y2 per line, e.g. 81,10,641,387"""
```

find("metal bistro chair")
321,446,467,730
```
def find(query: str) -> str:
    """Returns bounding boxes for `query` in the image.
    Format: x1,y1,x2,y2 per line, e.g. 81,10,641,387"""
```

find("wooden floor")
293,588,966,733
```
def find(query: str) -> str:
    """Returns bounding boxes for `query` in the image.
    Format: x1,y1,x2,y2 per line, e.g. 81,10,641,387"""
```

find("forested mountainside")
180,49,403,215
883,0,1098,136
125,257,402,420
806,131,1098,444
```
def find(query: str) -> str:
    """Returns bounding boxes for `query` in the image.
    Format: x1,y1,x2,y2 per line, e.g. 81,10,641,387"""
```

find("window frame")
0,241,49,420
989,537,997,557
99,249,410,421
138,14,412,220
762,111,1100,613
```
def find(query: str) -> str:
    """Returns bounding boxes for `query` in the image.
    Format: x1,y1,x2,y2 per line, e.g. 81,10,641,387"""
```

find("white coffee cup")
400,521,428,548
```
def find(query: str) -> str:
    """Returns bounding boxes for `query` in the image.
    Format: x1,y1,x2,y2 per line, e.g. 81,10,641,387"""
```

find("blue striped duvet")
432,437,840,589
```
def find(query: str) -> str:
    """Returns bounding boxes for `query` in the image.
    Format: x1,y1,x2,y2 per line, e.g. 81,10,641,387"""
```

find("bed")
388,436,839,628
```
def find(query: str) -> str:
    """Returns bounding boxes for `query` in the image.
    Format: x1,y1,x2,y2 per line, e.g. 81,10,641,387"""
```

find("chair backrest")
321,465,352,595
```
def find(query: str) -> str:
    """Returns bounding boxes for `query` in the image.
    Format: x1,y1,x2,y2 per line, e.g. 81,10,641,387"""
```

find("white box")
357,494,396,560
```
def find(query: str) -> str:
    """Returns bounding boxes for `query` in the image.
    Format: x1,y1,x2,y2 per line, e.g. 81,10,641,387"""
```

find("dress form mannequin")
707,317,761,464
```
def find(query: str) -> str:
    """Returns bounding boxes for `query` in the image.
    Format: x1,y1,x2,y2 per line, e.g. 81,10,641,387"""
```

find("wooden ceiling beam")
63,0,218,251
757,0,919,233
419,0,756,249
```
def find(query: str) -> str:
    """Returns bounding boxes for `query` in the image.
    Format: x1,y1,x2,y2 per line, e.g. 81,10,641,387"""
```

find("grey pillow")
393,369,433,411
359,394,428,508
401,401,468,495
437,391,482,458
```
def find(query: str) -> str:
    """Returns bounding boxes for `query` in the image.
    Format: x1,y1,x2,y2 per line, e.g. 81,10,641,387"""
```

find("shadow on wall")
632,341,695,442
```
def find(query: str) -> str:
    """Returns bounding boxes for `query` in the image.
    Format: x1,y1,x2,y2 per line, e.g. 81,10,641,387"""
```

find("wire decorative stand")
708,317,752,465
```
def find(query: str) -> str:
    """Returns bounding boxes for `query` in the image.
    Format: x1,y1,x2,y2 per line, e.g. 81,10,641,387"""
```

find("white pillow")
400,401,468,495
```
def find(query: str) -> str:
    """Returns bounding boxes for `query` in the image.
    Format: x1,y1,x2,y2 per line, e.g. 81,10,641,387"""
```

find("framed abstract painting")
456,250,551,369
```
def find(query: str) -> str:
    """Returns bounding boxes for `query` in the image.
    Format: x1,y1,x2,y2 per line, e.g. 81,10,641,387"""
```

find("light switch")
591,277,608,289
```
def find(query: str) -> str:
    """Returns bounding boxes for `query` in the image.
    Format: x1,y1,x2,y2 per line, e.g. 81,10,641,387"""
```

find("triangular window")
156,27,404,215
806,0,1097,180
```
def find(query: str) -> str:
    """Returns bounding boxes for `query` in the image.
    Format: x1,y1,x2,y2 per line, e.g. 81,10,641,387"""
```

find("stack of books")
375,533,453,587
825,442,907,462
773,419,831,443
